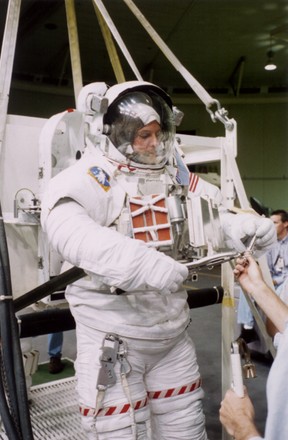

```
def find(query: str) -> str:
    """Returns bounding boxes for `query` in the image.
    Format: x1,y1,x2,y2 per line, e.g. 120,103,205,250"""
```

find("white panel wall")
0,114,46,297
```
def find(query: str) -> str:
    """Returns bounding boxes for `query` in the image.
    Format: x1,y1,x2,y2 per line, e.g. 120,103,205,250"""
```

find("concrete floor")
31,266,271,440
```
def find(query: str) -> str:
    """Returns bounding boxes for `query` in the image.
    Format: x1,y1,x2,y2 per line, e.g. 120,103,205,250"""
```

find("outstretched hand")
233,254,265,295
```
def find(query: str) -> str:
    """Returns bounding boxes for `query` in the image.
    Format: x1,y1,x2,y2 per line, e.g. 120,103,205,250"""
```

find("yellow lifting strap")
92,0,142,81
64,0,83,101
92,2,126,84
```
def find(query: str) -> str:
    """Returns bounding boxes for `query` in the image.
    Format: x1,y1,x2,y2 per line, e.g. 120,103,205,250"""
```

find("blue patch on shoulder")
88,166,111,192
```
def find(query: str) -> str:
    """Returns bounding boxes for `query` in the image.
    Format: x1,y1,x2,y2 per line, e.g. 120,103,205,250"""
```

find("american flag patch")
189,172,199,192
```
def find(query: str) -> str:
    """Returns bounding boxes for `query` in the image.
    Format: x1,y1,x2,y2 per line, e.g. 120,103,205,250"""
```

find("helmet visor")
105,91,175,167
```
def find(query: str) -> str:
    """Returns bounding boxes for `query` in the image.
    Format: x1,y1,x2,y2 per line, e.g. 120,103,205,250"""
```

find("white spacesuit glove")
221,212,276,253
144,253,189,295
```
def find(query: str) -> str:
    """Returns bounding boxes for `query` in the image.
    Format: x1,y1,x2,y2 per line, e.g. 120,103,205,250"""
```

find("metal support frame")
179,127,239,440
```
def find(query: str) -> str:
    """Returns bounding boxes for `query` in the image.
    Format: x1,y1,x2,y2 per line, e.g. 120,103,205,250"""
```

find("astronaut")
40,81,275,440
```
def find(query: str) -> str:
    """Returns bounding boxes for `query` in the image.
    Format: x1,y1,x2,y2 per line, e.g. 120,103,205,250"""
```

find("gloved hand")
221,212,276,253
96,234,189,295
146,254,189,295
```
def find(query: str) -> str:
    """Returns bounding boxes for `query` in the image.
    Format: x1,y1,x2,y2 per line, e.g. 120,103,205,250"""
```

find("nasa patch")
88,166,111,192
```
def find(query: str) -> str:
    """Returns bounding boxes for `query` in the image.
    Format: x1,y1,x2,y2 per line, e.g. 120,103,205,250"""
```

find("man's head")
270,209,288,240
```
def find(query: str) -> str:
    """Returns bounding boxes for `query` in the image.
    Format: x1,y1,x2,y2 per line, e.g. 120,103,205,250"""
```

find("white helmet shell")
77,81,178,170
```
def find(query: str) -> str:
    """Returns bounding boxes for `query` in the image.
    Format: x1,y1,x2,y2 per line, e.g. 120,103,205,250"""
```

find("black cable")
0,204,34,439
9,304,34,439
0,222,22,436
0,352,21,440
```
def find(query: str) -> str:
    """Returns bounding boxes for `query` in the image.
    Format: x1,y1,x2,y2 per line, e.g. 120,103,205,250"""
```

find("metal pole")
0,0,21,157
64,0,83,102
220,141,236,440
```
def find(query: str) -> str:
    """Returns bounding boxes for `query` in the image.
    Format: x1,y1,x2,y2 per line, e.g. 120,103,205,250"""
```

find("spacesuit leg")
145,331,208,440
81,417,149,440
75,324,206,439
149,393,206,440
75,323,151,440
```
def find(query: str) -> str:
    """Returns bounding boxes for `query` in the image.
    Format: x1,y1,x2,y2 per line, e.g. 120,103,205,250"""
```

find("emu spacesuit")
40,81,275,440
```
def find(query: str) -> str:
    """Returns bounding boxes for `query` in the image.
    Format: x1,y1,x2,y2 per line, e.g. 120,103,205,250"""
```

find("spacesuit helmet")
104,84,175,169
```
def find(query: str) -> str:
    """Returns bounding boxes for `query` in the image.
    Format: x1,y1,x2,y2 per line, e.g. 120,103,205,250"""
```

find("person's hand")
219,388,260,439
233,254,265,295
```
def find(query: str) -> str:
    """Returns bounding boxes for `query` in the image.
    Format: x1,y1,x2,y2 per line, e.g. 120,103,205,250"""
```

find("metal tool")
241,233,257,266
97,334,119,391
245,234,257,254
184,250,241,271
184,233,258,272
231,338,256,398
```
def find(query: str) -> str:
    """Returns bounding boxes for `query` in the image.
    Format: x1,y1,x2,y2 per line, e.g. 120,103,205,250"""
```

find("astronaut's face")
105,90,175,168
132,120,163,164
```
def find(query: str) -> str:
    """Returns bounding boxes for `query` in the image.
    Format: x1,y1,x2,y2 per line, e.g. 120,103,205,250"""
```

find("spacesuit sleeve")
41,198,188,294
188,172,276,253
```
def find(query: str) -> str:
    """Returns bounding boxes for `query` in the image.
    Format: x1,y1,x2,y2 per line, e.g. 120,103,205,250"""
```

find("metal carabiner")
206,99,234,131
118,339,132,376
97,334,120,391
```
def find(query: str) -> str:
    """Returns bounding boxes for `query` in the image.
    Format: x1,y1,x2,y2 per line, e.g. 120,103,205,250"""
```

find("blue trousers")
237,283,284,326
48,332,63,358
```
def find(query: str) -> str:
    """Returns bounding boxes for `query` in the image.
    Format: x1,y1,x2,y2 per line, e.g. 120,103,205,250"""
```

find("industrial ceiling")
1,0,288,104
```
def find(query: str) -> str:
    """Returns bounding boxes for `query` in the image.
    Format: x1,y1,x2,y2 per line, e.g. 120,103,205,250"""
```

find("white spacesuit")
40,81,275,440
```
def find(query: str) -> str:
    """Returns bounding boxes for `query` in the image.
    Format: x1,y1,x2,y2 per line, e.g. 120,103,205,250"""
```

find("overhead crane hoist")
0,1,275,440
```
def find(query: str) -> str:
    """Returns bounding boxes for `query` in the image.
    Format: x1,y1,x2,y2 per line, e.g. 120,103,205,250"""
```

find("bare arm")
266,317,279,337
